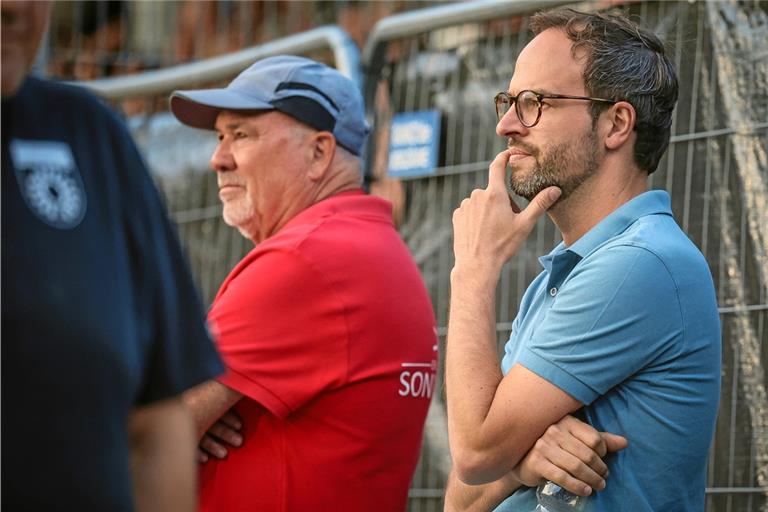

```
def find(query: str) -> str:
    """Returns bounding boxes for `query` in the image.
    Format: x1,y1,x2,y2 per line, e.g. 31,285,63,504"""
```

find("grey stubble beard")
508,128,600,202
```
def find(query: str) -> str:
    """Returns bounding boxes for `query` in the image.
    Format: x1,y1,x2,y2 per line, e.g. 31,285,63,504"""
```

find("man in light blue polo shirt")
444,8,720,512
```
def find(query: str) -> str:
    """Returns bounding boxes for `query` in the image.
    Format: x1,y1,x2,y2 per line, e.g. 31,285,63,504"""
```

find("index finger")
487,150,510,191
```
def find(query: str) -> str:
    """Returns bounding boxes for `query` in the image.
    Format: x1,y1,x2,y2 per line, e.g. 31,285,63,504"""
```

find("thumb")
601,432,629,453
521,186,562,225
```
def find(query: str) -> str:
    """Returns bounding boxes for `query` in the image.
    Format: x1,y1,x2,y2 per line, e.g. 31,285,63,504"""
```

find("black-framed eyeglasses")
494,90,617,127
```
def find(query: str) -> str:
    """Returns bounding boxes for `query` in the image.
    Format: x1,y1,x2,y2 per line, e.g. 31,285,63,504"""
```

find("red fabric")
200,191,437,512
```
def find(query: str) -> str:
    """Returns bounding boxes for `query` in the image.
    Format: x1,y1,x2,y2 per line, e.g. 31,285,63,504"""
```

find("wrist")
508,465,536,488
450,262,501,289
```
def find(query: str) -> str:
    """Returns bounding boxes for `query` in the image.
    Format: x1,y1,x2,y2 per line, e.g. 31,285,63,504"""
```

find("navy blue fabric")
1,76,223,511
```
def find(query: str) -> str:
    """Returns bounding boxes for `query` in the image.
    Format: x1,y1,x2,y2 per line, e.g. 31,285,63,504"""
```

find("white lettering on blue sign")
390,120,434,146
387,110,441,178
389,147,431,172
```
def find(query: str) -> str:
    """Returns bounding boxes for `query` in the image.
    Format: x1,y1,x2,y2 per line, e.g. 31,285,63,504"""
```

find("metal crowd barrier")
80,25,363,97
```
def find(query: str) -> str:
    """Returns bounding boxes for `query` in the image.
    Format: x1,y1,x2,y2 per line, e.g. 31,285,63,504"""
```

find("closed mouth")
218,184,244,199
508,149,531,157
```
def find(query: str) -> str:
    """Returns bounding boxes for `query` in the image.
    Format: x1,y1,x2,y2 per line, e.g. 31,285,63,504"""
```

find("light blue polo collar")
568,190,672,257
539,190,673,271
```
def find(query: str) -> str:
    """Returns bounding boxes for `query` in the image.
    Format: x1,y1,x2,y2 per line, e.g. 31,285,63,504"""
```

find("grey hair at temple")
530,8,678,174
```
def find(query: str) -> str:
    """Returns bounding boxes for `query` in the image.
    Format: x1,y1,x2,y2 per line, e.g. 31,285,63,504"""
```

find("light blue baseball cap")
170,55,370,155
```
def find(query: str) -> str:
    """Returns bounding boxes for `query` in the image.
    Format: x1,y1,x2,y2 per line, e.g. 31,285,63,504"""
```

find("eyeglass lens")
495,91,541,127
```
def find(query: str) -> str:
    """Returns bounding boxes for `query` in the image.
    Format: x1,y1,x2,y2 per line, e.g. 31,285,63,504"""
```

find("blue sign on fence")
387,110,441,178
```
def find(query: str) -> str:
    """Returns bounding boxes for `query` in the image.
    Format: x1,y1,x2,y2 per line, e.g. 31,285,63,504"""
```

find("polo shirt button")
549,287,557,297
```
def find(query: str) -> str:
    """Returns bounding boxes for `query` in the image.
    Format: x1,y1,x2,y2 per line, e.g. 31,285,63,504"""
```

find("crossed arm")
181,379,244,461
444,413,627,511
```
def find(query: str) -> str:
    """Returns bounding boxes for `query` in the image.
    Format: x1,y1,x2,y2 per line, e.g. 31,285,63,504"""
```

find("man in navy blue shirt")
2,2,222,510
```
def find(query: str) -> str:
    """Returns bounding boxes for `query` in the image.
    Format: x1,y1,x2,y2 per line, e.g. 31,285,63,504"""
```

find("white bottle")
534,481,585,512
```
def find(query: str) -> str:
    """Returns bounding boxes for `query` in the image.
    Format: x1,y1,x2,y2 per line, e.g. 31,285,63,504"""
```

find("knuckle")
587,433,602,448
592,440,608,457
533,438,549,453
531,459,546,473
545,424,560,438
548,467,568,482
528,450,545,467
565,459,582,474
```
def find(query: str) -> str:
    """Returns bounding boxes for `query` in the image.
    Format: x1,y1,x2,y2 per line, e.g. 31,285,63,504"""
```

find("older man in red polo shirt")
171,56,438,511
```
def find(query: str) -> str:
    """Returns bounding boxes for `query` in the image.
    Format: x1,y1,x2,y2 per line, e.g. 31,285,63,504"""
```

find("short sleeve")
517,245,683,405
209,248,349,419
114,116,223,405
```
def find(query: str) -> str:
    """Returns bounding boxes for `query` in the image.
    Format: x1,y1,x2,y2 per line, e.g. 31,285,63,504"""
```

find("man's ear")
603,101,636,151
306,131,336,181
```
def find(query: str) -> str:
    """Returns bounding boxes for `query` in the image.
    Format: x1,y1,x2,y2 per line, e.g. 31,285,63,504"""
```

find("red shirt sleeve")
208,248,349,419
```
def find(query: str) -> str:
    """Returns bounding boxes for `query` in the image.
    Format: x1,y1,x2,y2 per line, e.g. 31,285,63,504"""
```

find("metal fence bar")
363,0,569,66
681,9,706,233
79,25,362,99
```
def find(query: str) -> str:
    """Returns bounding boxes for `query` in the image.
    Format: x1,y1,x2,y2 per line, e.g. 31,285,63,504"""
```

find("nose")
210,138,235,173
495,106,528,139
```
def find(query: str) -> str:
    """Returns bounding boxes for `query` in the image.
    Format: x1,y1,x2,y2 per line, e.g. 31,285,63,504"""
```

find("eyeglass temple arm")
540,93,617,104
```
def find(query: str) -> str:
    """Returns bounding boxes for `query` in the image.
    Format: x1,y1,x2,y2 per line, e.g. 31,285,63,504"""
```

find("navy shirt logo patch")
9,140,87,229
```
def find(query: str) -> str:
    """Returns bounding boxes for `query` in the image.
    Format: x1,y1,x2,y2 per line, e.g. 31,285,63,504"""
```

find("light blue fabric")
495,191,721,512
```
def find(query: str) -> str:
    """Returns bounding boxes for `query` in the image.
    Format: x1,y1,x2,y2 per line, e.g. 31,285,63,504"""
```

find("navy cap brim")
170,88,273,130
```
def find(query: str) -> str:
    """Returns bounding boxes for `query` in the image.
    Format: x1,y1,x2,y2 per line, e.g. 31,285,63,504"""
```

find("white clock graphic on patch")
10,139,87,229
24,165,84,225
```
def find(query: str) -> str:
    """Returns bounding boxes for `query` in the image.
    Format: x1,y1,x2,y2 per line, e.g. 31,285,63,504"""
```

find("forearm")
446,266,506,471
129,397,196,512
445,467,522,512
182,380,242,439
